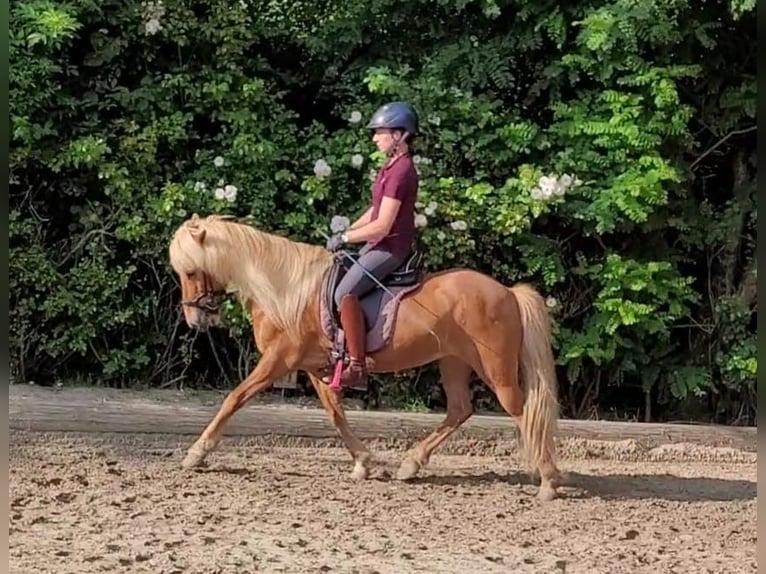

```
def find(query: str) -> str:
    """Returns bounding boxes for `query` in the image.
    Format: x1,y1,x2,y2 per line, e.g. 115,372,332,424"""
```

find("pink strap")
328,359,344,391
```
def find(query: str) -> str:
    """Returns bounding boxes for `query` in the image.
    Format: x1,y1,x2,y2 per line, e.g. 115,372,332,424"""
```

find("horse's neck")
227,248,328,325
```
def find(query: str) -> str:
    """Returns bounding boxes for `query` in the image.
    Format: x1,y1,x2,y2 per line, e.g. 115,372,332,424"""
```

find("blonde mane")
169,214,334,335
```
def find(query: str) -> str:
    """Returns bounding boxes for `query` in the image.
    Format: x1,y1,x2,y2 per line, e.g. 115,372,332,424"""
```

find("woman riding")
324,101,420,390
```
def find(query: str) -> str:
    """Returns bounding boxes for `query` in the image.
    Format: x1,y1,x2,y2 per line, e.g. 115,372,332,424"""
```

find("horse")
168,213,564,500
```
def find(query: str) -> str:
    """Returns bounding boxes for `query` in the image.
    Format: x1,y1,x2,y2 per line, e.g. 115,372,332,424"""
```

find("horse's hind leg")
397,356,474,481
308,373,374,480
474,343,560,501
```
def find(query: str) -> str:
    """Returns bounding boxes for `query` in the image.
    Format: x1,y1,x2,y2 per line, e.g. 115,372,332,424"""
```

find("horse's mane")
169,214,334,334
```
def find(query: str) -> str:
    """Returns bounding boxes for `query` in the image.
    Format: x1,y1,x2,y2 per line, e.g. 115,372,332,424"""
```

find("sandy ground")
9,430,756,574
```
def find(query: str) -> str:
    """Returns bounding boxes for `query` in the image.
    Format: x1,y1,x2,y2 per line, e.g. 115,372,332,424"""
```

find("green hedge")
10,0,756,424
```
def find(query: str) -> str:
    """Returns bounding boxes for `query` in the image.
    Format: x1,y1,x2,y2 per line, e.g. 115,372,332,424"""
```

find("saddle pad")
320,271,421,353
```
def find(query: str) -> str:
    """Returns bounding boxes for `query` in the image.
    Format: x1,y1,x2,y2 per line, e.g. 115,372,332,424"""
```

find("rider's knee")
334,288,351,308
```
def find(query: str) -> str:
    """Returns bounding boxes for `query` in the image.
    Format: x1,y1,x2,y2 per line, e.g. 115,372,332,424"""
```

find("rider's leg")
332,248,405,389
334,247,405,308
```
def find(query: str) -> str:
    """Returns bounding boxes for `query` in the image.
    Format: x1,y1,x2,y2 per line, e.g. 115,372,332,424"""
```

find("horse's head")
169,214,228,331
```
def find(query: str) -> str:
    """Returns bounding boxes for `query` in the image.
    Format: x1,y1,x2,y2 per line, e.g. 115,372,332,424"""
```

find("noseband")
182,289,226,313
181,272,227,313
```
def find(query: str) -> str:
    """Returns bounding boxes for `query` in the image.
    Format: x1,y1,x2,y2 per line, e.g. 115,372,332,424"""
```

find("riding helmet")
366,101,419,136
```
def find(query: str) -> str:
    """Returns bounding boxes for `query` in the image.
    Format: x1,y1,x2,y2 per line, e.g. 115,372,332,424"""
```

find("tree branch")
690,125,757,171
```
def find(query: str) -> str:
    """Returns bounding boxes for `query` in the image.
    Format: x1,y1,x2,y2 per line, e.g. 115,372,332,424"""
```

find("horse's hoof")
351,461,370,480
537,484,557,502
396,457,421,481
181,446,206,469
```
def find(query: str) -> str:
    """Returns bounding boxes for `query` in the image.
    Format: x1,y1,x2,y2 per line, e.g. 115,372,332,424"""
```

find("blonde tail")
508,283,560,478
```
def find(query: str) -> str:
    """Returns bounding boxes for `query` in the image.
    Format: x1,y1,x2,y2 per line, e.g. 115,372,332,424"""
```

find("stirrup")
339,359,368,390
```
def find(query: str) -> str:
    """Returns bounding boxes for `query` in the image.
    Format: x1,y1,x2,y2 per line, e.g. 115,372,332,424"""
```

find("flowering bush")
9,0,756,423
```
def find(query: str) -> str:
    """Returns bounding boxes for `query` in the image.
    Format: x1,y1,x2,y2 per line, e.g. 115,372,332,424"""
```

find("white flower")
350,154,364,168
415,201,424,209
429,115,441,126
193,181,206,192
313,159,331,178
545,296,558,309
538,175,558,198
369,169,377,182
414,214,428,228
551,173,572,196
532,172,579,200
425,201,438,216
450,220,468,231
214,156,225,168
330,215,350,233
483,3,501,18
144,18,162,35
214,187,225,200
141,0,166,22
349,111,362,124
413,155,422,164
223,184,238,202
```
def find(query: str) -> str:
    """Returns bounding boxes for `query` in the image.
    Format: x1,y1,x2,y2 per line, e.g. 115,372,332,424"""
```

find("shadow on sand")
192,462,755,503
409,470,756,503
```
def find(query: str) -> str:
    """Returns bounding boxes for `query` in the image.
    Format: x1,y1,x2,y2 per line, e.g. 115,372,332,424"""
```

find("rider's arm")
344,197,401,243
349,207,374,230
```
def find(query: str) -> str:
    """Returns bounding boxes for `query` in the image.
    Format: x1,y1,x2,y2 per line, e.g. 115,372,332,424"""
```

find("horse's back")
415,266,513,300
399,266,520,328
376,266,523,366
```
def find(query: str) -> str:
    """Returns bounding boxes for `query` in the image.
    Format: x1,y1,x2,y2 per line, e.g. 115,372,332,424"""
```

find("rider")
324,101,420,390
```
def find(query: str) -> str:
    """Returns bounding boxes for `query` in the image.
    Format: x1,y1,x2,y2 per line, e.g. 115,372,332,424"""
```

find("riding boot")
338,294,368,390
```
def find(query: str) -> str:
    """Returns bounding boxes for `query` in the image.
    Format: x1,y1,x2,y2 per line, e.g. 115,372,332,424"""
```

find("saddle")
319,249,424,362
330,249,422,294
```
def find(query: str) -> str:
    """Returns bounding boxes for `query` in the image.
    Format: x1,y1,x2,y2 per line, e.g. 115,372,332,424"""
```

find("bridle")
181,290,226,313
180,271,227,313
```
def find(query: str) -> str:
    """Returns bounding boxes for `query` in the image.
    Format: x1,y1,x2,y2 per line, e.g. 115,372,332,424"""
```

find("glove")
326,232,346,252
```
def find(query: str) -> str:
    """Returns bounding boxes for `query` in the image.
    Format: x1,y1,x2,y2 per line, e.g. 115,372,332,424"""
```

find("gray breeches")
334,244,405,307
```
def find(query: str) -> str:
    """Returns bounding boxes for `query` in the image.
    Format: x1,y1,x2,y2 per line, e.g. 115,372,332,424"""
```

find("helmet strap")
389,130,411,157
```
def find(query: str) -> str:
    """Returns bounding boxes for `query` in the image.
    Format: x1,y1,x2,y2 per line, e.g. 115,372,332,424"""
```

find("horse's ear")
189,227,206,244
191,213,200,221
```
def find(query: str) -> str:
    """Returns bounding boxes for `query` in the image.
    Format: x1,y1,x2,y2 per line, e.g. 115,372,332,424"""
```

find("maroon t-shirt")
368,153,419,258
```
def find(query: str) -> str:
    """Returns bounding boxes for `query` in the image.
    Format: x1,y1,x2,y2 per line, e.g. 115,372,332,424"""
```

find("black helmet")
366,101,419,136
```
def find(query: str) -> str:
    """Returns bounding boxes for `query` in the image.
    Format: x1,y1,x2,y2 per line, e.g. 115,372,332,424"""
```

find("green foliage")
9,0,756,424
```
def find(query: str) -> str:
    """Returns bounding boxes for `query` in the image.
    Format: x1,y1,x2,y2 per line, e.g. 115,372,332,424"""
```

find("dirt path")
9,429,756,574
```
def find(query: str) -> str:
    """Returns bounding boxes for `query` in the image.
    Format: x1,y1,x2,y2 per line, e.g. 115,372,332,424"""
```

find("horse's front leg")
308,373,374,480
181,351,289,469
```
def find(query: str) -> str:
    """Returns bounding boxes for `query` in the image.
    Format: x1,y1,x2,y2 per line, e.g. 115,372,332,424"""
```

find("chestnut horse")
168,213,563,500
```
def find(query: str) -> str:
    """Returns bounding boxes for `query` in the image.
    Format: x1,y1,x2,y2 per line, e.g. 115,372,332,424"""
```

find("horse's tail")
507,283,560,476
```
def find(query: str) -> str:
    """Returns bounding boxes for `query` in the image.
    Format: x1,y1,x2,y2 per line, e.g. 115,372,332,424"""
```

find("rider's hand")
326,232,346,252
